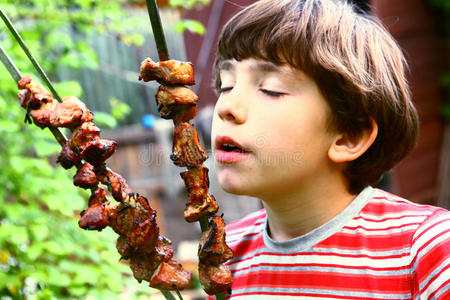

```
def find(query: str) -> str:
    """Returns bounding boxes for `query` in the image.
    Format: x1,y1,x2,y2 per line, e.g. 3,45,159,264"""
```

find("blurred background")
0,0,448,299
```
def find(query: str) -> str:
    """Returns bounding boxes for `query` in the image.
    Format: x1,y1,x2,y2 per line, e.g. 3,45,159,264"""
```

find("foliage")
0,0,175,299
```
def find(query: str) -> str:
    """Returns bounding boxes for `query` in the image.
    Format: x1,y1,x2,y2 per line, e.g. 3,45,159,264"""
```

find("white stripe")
228,252,411,270
422,268,450,298
340,224,418,235
359,210,431,221
346,215,426,230
411,219,450,258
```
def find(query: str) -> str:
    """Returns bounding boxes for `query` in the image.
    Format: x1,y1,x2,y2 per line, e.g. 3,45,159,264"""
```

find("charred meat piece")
18,76,53,109
150,259,192,291
139,58,195,85
69,122,101,153
155,85,198,124
184,194,218,223
129,217,159,254
129,235,174,282
108,194,156,236
95,167,131,202
30,100,56,128
88,187,107,207
198,262,233,295
180,166,209,203
81,139,117,166
170,123,208,167
73,162,99,188
49,96,94,129
198,216,233,264
116,234,133,258
79,202,112,231
57,142,81,169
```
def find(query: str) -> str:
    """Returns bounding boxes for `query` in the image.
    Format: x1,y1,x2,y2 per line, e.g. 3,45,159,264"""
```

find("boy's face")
211,58,338,199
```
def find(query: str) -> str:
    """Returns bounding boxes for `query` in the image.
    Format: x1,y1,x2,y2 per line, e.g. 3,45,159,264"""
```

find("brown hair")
213,0,419,194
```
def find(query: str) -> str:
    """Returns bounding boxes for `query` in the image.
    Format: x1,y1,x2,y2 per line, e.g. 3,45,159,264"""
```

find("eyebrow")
219,60,282,73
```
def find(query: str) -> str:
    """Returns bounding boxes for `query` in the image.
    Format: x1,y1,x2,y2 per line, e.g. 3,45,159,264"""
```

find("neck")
261,173,356,241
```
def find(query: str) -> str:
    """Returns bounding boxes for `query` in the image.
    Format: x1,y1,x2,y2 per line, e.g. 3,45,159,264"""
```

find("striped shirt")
217,187,450,299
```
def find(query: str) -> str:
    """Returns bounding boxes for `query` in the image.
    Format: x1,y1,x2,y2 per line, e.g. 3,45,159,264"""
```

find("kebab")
139,57,234,295
17,75,192,291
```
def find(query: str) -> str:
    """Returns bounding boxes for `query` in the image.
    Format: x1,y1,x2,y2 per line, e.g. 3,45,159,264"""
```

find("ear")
328,119,378,163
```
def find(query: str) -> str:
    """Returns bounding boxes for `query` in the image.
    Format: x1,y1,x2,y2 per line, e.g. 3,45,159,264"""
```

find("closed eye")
219,87,233,94
260,89,286,98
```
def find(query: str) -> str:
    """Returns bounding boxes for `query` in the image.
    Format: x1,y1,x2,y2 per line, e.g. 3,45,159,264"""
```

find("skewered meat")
129,217,159,253
30,100,56,128
88,187,107,207
95,167,131,202
79,201,112,231
69,122,101,153
180,166,209,202
170,123,208,167
198,262,233,295
18,75,53,109
116,234,133,258
73,162,99,188
184,194,218,223
155,85,198,124
139,58,195,85
129,235,174,282
81,139,117,166
57,142,81,169
49,96,94,129
198,216,233,264
150,259,192,290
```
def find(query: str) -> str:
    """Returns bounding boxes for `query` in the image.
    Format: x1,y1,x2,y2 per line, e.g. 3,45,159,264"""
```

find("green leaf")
92,111,118,128
33,139,61,157
175,19,206,35
53,81,83,98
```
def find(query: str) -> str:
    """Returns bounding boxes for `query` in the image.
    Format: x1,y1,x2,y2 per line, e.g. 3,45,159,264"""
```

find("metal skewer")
0,7,63,103
0,44,68,146
143,2,227,300
145,0,170,61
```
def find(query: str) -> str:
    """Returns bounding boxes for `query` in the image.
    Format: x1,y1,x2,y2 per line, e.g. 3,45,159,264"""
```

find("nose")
216,89,247,124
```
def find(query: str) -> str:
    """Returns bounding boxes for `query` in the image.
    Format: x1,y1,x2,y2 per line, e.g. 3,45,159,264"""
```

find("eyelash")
218,87,286,98
260,89,285,98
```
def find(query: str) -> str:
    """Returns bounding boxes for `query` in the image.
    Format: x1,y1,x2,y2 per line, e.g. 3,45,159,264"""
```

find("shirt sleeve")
410,209,450,299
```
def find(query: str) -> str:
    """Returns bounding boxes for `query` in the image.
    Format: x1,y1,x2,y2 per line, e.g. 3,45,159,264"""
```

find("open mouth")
215,136,248,153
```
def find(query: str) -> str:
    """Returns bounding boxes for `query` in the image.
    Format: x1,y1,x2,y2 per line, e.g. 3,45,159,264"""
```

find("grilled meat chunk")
30,100,56,128
155,85,198,124
198,216,233,264
88,187,107,207
129,235,174,282
79,202,112,231
57,142,81,169
129,217,159,254
139,58,195,85
150,259,192,290
198,262,233,295
184,194,218,223
49,96,93,129
180,166,209,203
69,122,101,153
95,166,130,202
81,139,117,166
170,123,207,167
116,234,133,258
73,162,98,188
18,75,53,109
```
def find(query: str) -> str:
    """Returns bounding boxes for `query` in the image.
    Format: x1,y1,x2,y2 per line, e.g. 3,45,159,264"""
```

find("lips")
214,136,249,163
215,136,247,153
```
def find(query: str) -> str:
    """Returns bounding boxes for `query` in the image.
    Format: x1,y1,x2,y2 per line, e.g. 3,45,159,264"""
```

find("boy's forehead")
219,59,307,81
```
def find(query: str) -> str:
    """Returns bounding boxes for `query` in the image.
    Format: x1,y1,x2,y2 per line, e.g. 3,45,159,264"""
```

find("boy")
210,0,450,299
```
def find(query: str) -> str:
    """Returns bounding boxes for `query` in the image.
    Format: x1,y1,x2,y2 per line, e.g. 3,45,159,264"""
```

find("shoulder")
361,188,448,220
